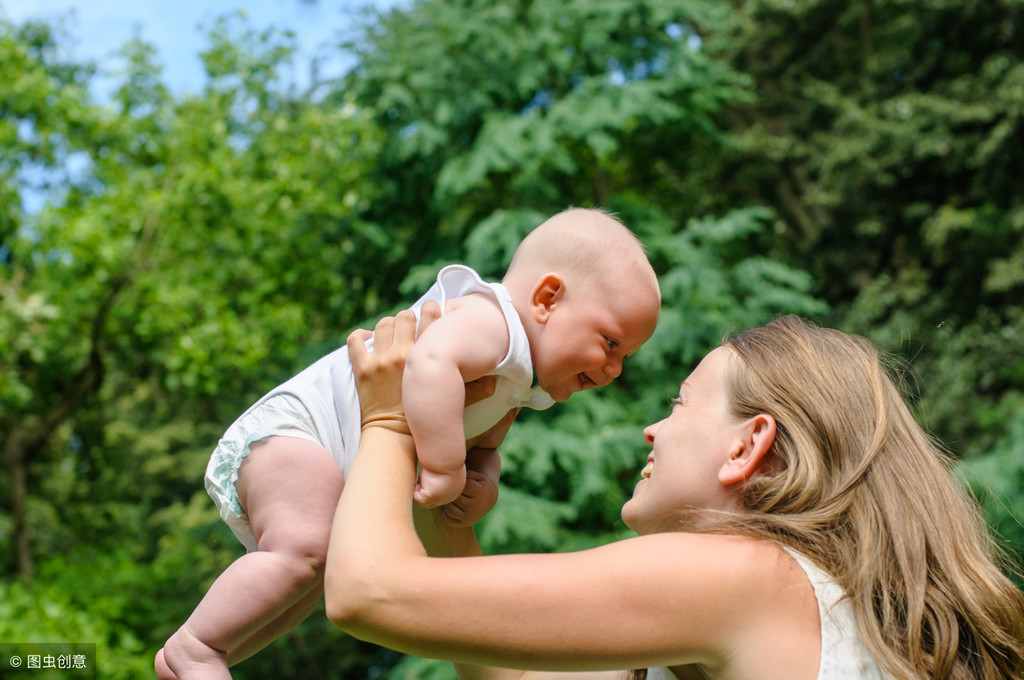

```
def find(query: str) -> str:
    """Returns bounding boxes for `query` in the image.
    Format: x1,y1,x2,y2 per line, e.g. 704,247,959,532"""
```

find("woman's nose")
643,421,659,446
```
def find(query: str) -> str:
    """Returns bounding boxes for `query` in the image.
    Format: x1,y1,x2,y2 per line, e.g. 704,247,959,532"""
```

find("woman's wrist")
357,425,417,464
360,415,413,436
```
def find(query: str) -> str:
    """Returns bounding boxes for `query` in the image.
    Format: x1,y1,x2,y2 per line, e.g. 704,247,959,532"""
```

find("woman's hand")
347,301,442,433
347,301,497,435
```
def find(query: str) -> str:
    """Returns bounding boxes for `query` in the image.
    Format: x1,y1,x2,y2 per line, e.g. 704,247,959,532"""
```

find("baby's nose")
604,358,623,380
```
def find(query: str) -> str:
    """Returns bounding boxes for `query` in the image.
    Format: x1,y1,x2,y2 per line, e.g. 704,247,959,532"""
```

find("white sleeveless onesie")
205,264,554,550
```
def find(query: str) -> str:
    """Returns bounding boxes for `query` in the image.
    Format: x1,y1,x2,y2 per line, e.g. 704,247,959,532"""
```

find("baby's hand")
442,447,500,528
414,468,466,509
410,376,501,509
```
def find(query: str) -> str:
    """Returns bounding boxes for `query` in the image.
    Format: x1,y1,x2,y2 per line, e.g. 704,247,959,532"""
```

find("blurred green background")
2,0,1022,677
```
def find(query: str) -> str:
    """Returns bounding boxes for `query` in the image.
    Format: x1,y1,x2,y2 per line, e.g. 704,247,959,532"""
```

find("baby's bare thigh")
235,436,345,555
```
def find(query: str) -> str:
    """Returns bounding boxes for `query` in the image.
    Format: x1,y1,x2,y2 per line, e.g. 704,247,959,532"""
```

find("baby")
155,207,661,679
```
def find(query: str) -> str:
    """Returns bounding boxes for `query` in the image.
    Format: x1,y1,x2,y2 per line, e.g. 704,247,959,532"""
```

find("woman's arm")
325,310,810,675
328,427,631,676
413,504,621,680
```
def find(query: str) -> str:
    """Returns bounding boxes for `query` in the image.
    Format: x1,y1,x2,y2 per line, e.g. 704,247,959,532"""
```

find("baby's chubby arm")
403,293,510,508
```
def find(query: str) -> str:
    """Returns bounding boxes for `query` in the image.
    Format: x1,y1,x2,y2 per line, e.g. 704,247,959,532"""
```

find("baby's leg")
159,437,343,679
156,587,324,679
226,583,324,666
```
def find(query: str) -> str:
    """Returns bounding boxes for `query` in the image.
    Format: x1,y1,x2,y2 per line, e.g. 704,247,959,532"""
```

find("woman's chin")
620,498,645,534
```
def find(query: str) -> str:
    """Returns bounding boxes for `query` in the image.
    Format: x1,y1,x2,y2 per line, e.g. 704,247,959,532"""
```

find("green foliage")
1,10,393,677
2,6,385,557
341,0,752,270
389,655,457,680
704,0,1024,454
0,15,100,413
960,401,1024,581
0,577,151,679
1,0,1021,677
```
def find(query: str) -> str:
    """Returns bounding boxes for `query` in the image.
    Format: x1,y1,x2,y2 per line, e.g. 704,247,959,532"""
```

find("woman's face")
621,346,747,534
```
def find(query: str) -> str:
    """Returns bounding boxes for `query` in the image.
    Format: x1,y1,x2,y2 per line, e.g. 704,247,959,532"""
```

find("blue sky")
0,0,404,95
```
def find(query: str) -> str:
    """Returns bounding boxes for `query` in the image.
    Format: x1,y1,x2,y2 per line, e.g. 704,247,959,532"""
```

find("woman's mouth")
641,460,653,479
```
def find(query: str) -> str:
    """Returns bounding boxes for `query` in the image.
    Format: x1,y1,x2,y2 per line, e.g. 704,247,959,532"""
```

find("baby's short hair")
505,208,647,285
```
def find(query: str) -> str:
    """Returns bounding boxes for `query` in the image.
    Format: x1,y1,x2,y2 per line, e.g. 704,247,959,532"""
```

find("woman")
326,307,1024,680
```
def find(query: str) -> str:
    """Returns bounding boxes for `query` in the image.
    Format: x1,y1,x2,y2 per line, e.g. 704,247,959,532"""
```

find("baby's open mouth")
578,373,597,390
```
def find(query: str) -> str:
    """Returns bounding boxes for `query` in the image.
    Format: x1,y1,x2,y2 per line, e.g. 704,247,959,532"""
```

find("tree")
1,17,106,580
1,8,387,574
2,12,394,676
703,0,1024,453
338,0,753,269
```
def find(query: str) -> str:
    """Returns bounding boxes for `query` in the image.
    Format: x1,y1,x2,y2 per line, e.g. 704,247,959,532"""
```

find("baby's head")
503,208,661,402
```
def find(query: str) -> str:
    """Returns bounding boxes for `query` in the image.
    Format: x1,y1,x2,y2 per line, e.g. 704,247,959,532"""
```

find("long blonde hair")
720,315,1024,680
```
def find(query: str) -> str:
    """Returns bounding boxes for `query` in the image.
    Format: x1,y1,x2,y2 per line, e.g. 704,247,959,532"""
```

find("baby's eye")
606,337,620,350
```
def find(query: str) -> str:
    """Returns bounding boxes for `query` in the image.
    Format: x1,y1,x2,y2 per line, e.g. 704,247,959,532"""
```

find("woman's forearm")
325,426,423,628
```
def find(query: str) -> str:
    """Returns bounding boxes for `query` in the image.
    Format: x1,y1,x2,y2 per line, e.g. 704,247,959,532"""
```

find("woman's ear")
531,273,565,324
718,414,776,486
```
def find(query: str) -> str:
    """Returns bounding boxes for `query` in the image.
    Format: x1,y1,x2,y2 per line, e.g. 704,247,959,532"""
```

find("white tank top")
647,548,892,679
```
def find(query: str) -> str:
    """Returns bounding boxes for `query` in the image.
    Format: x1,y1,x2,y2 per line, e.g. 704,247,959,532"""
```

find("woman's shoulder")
628,532,799,573
609,533,816,627
618,533,821,679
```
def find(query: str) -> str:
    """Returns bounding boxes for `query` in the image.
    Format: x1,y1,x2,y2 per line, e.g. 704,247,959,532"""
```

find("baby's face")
532,285,659,402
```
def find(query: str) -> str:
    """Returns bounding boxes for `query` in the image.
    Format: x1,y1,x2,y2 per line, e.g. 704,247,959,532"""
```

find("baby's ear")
530,273,565,324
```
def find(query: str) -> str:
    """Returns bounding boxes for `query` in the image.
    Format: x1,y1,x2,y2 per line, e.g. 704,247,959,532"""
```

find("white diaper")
204,393,323,552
